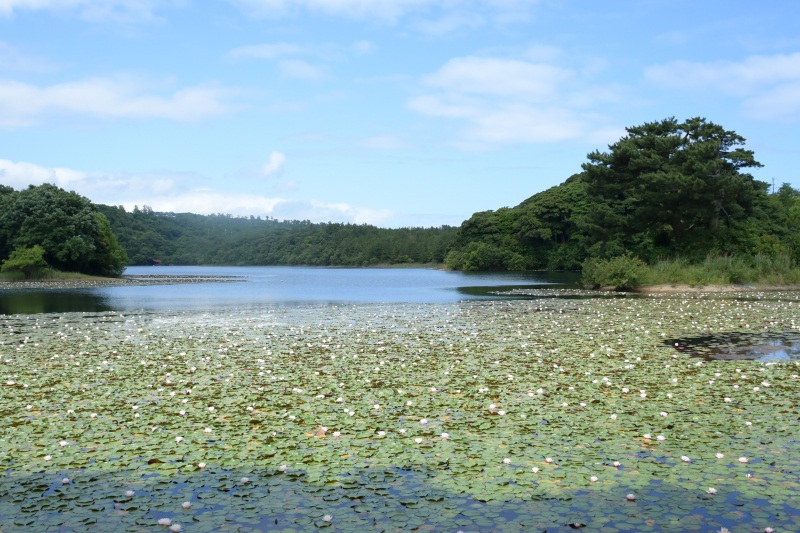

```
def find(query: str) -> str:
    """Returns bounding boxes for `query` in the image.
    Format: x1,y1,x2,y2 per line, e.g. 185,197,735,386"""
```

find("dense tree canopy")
581,117,767,260
0,184,127,277
98,205,457,267
446,117,799,271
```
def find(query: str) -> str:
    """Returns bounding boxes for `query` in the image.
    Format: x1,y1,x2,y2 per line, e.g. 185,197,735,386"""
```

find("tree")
0,184,127,276
1,245,48,279
581,117,767,260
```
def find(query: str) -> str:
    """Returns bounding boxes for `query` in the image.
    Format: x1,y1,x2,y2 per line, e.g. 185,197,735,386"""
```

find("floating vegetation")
1,293,799,531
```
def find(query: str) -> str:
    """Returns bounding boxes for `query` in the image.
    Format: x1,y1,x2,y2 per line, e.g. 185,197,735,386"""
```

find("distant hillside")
98,205,457,267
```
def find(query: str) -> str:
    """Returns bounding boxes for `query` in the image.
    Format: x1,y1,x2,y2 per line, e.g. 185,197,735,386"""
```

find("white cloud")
423,56,571,99
0,0,175,21
410,55,617,146
278,59,325,80
0,77,233,127
358,135,407,150
229,0,434,21
262,150,286,176
645,52,800,120
0,158,395,225
228,42,304,60
0,158,87,188
230,0,540,27
0,41,56,72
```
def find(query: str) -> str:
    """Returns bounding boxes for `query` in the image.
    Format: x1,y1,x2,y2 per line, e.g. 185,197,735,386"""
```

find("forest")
445,117,800,273
2,117,798,279
97,206,457,267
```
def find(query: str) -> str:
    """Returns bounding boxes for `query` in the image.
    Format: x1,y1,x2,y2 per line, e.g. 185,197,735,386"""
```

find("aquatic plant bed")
1,294,799,532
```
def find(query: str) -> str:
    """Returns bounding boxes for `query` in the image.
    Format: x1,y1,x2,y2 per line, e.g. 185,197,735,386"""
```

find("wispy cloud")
0,76,234,127
229,0,539,30
0,158,395,225
0,0,178,21
0,41,56,72
262,150,286,176
645,52,800,121
409,54,620,146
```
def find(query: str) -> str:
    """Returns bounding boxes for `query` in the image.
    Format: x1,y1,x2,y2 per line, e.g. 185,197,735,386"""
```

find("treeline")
98,205,458,267
446,117,800,271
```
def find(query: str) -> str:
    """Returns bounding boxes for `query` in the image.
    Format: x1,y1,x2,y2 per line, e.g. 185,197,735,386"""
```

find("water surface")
0,266,580,315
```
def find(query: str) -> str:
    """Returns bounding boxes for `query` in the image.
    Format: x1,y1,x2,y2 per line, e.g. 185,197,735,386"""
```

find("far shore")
3,273,800,294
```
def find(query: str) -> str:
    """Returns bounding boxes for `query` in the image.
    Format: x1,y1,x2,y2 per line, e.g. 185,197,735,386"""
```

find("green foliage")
0,184,128,277
646,253,800,286
581,117,765,260
580,254,647,290
0,245,48,279
97,205,457,267
447,117,800,280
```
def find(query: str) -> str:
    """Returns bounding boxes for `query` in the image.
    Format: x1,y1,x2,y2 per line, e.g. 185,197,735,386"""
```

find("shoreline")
0,274,245,290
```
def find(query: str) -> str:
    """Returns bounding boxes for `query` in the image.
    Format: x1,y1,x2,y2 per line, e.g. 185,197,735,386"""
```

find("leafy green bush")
581,254,647,290
1,245,48,279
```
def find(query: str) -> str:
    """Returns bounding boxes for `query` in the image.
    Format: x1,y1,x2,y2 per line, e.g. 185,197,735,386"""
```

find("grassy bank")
583,253,800,290
0,269,116,283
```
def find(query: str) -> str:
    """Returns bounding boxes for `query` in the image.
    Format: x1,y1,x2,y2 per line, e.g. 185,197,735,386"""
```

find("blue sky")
1,0,798,228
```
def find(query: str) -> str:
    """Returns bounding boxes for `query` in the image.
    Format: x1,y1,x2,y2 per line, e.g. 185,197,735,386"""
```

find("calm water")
0,266,580,315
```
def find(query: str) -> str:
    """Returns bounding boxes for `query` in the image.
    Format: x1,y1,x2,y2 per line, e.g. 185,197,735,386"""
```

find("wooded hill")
445,117,800,271
97,205,457,267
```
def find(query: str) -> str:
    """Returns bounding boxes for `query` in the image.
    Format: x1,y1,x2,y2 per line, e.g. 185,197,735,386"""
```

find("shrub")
581,254,646,290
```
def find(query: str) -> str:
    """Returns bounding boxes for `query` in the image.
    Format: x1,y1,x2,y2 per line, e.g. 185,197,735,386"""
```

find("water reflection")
0,267,582,315
667,332,800,361
0,290,114,315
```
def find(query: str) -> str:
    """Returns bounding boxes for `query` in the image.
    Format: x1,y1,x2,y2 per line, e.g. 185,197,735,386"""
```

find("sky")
0,0,798,228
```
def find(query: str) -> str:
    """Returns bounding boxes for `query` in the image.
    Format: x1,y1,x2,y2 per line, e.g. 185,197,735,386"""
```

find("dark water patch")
666,332,800,361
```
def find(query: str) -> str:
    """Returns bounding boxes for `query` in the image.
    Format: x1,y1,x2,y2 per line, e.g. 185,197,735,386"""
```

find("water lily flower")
181,502,192,509
125,490,135,497
707,487,717,494
240,477,250,484
590,476,598,482
545,457,553,463
62,478,70,484
59,440,68,447
626,493,636,501
643,434,652,440
503,458,511,464
738,457,749,463
333,431,341,437
322,515,333,522
609,414,617,420
497,410,506,416
716,453,725,459
170,524,182,532
377,431,386,436
157,518,172,526
398,428,407,434
420,419,428,425
415,438,423,444
44,455,52,461
440,432,450,439
532,467,539,473
204,428,212,433
681,456,691,462
657,435,665,441
198,462,206,468
613,461,621,468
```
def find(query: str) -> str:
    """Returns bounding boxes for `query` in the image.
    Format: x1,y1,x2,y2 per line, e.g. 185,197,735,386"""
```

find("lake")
0,266,581,315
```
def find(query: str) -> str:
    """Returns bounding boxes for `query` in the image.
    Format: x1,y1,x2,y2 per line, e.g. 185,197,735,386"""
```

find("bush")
1,245,49,279
581,254,647,290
